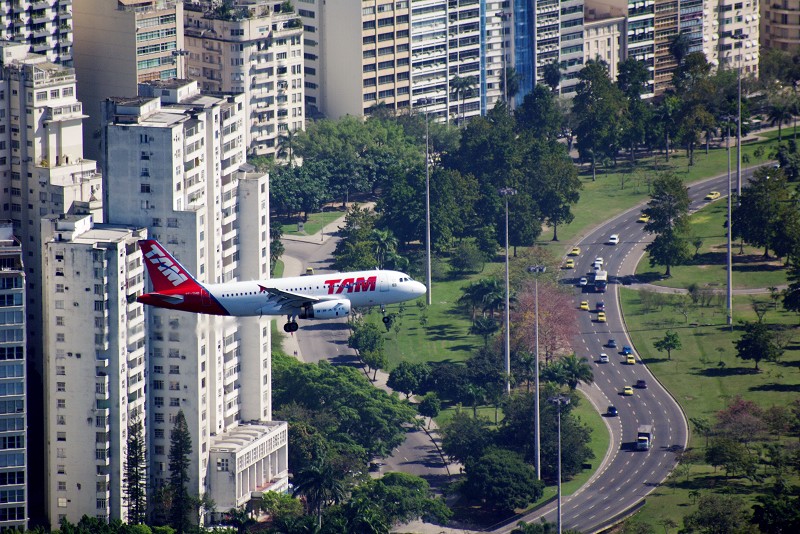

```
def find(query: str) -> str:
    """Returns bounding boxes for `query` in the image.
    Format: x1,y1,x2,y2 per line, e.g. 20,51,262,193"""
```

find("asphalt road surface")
506,163,768,533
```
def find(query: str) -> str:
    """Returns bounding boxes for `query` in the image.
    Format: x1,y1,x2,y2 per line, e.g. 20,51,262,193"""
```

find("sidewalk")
626,281,787,295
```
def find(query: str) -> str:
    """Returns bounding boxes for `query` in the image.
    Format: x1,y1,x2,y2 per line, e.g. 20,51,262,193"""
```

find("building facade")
761,0,800,52
653,0,702,96
183,0,305,158
0,224,27,531
704,0,759,74
72,0,183,162
102,79,286,518
583,14,625,81
42,215,146,525
0,0,73,65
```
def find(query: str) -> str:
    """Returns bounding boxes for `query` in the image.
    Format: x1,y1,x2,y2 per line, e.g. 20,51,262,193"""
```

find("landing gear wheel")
283,321,299,333
382,316,390,324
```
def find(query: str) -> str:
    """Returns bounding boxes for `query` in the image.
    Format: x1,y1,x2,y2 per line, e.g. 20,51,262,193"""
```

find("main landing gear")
283,316,299,333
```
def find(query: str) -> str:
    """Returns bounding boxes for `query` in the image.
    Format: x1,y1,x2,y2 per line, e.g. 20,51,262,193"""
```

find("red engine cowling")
298,299,351,319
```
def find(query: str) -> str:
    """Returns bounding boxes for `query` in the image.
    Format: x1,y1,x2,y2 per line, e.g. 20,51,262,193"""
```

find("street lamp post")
499,187,517,394
726,118,733,328
419,98,433,306
733,33,749,204
549,395,570,534
527,265,546,480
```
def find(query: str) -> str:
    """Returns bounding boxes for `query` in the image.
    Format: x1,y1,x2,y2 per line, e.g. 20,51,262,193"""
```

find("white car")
608,234,619,245
599,353,609,363
594,257,604,267
579,277,588,287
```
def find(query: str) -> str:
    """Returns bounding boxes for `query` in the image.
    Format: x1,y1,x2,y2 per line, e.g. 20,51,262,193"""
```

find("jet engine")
299,299,351,319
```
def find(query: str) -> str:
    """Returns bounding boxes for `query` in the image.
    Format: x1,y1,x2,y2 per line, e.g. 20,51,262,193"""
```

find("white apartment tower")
299,0,499,121
0,41,101,524
72,0,183,162
0,0,73,65
102,79,287,517
0,224,27,531
42,214,147,525
184,0,305,158
703,0,759,75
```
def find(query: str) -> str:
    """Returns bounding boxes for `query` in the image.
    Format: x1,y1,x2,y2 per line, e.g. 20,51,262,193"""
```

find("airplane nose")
412,281,427,297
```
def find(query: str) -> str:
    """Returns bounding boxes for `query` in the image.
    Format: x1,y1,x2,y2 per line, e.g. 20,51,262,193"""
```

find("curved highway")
515,164,767,533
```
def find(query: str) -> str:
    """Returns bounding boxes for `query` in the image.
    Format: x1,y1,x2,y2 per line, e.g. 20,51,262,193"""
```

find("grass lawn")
620,287,800,529
277,209,345,236
635,199,790,290
543,129,786,253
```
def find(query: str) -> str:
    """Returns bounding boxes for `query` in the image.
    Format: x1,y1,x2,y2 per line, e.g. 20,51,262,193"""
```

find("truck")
594,270,608,293
637,425,653,451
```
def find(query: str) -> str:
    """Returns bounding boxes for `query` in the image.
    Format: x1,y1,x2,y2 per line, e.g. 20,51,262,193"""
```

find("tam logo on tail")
144,242,189,287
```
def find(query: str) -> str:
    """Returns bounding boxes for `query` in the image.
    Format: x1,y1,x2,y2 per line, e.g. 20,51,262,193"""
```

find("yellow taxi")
597,311,607,322
569,247,581,256
564,258,575,269
704,191,721,201
637,213,650,223
626,354,636,365
623,386,634,396
580,300,590,311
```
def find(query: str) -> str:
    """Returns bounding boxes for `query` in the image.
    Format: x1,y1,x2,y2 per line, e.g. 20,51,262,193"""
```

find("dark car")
607,339,617,348
596,301,605,311
622,345,633,355
636,379,647,389
607,405,618,417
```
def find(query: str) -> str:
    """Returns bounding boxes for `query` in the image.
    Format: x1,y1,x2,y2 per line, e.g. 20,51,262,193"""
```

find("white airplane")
137,239,427,332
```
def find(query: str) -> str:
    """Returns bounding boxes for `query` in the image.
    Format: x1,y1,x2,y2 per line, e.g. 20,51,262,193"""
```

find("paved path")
627,282,787,295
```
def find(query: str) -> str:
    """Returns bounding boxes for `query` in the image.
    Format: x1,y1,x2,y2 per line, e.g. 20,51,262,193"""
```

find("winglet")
139,240,203,293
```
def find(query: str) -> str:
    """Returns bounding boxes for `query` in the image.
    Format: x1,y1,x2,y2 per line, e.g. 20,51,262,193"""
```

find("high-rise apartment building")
583,13,625,81
0,41,101,524
183,0,305,158
72,0,183,162
653,0,702,95
102,79,287,518
703,0,759,74
42,214,147,525
0,0,73,65
299,0,502,121
761,0,800,52
0,224,27,531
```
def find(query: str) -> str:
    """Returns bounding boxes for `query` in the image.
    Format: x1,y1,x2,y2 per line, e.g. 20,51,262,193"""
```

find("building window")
141,184,151,193
57,382,65,392
57,399,66,408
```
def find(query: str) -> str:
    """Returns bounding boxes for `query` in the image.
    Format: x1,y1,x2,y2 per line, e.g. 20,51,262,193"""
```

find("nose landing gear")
381,304,390,323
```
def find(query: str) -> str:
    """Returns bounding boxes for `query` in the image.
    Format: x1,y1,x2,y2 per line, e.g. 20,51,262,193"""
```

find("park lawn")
277,209,345,236
361,272,482,370
544,130,786,252
620,287,800,529
635,199,790,290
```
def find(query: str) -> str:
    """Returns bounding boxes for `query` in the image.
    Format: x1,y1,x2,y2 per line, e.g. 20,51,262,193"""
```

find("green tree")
370,228,398,269
734,321,784,371
387,361,430,398
451,75,478,125
463,448,544,514
440,408,494,464
542,62,562,93
643,172,692,275
546,354,594,390
269,224,284,277
361,349,388,381
516,85,563,140
167,411,193,534
450,240,486,274
292,457,348,529
349,472,451,526
470,316,500,346
768,94,794,142
683,494,750,533
653,330,681,360
348,321,385,355
123,422,147,524
733,167,794,258
417,392,441,428
276,127,299,165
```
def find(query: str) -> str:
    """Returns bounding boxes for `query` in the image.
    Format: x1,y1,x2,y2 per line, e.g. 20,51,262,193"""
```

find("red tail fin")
139,240,203,293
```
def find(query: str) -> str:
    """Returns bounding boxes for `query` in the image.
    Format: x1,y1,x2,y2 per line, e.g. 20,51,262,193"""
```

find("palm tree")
370,228,398,269
767,96,794,142
459,278,503,321
451,75,477,125
470,316,499,346
292,458,348,529
558,354,594,390
276,128,298,166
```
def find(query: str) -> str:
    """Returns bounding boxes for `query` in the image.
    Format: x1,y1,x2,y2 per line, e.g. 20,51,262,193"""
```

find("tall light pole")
527,265,546,480
550,395,570,534
726,118,733,328
499,187,517,394
421,98,433,305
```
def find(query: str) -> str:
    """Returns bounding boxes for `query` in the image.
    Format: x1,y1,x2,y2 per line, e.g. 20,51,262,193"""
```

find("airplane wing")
258,285,321,311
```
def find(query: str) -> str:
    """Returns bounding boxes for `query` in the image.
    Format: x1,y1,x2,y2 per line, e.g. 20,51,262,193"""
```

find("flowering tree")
511,281,577,365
